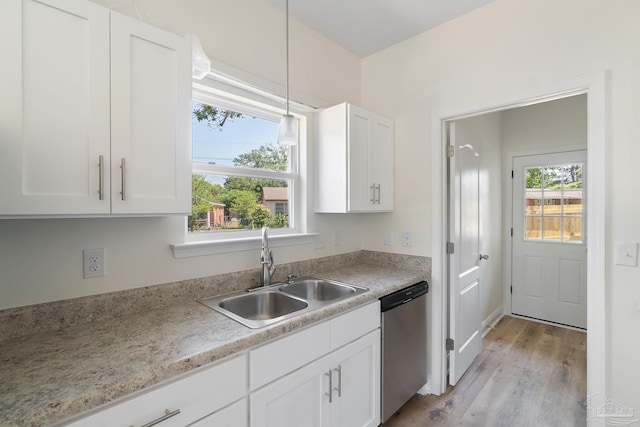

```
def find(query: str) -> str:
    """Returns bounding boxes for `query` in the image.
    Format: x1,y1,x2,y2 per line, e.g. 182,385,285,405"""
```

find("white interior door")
512,151,587,329
448,122,483,386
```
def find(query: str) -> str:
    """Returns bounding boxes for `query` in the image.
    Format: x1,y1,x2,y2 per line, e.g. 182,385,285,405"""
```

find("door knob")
479,254,489,261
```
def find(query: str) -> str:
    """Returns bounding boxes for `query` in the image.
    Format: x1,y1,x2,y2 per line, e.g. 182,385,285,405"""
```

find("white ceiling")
264,0,495,57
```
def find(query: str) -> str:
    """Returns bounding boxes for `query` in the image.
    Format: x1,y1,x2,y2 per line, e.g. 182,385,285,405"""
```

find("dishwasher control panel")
380,281,428,312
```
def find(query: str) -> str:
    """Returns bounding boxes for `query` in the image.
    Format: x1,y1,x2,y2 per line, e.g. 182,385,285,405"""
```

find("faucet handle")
287,274,298,284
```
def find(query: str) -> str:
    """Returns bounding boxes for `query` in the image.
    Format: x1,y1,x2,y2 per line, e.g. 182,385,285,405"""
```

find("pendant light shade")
278,114,298,146
277,0,298,146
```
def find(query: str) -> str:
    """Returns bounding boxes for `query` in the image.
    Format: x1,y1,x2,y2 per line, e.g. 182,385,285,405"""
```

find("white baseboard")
482,305,504,337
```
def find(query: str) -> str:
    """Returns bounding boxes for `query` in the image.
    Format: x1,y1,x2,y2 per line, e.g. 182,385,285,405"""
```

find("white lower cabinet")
329,331,381,427
249,302,381,427
63,355,246,427
250,330,380,427
250,355,331,427
189,398,248,427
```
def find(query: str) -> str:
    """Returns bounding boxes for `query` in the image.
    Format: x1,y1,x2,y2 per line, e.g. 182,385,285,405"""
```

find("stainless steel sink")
279,279,357,301
220,292,308,320
198,278,368,329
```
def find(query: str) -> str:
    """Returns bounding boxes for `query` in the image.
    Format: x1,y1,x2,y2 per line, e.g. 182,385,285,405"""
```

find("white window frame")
171,77,314,258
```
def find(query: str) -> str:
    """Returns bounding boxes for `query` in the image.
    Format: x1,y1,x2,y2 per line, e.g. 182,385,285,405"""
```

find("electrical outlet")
402,232,412,247
314,233,325,249
83,248,105,278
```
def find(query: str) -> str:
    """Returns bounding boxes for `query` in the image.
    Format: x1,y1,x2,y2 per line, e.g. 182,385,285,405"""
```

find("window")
275,202,288,215
189,90,298,240
523,163,584,243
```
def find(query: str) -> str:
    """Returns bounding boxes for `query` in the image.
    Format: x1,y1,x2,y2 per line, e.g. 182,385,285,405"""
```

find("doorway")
430,72,606,399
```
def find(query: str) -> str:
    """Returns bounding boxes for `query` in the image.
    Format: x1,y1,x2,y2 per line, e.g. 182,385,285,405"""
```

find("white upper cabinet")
0,0,191,216
0,0,111,215
110,12,191,215
316,103,393,213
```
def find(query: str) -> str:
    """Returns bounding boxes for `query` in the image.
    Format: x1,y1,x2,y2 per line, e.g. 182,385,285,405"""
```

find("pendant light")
277,0,298,146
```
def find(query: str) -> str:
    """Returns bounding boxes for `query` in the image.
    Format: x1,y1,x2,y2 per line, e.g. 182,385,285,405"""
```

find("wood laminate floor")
383,316,587,427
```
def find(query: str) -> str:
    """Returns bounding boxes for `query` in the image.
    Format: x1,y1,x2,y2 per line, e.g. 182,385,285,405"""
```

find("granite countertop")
0,262,428,427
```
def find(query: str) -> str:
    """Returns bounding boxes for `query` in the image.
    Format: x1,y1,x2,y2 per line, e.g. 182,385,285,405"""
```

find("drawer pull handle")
136,408,181,427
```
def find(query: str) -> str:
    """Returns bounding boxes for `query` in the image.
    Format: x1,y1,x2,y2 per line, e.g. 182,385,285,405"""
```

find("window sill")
171,233,317,259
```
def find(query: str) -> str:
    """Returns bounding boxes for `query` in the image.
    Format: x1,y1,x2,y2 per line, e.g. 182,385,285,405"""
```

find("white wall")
362,0,639,413
0,0,363,309
502,95,588,154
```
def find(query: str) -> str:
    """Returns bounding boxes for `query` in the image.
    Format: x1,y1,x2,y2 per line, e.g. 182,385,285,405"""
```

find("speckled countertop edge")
0,262,428,427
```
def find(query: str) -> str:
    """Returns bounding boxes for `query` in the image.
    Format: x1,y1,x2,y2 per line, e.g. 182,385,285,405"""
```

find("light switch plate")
384,230,393,246
615,242,638,267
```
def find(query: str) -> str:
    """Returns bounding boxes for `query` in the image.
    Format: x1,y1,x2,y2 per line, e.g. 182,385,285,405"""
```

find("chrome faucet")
260,227,276,287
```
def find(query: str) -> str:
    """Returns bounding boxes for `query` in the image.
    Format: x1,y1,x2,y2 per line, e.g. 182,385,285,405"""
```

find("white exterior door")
512,150,587,329
448,122,483,386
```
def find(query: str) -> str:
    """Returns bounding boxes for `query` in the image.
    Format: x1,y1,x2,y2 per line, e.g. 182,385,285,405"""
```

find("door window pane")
523,163,584,244
543,216,562,241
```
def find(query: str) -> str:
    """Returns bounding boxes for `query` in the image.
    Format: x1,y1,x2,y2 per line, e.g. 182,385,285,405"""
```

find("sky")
191,103,282,186
192,104,280,167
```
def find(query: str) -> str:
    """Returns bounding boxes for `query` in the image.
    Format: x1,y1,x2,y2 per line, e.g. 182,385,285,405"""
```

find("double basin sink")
198,278,368,328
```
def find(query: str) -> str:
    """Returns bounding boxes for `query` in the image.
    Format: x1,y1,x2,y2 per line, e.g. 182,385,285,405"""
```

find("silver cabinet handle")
325,369,333,403
375,184,381,204
135,408,181,427
334,365,342,397
479,254,490,261
98,155,104,201
370,184,375,203
120,157,126,201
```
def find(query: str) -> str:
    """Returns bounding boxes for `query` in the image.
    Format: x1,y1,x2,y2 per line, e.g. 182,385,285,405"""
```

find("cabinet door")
371,117,393,211
0,0,111,215
190,399,247,427
347,105,393,213
110,12,191,215
347,105,373,212
250,356,332,427
330,330,381,427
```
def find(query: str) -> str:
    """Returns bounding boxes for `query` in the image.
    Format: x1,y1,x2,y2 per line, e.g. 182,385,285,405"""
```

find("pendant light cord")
285,0,290,116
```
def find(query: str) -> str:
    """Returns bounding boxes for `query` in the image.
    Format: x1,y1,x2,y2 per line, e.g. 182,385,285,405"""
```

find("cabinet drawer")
189,398,247,427
64,354,247,427
331,301,380,350
249,322,331,391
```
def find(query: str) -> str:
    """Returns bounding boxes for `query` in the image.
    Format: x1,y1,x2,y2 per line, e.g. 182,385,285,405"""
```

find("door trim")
430,71,606,405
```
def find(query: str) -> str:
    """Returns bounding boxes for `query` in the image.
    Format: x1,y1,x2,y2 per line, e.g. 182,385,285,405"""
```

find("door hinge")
511,170,514,179
510,227,513,237
447,145,454,158
510,286,513,294
446,242,455,254
446,338,454,351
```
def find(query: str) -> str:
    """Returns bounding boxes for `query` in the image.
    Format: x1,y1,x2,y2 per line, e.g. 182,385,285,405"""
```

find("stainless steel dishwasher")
380,280,429,422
